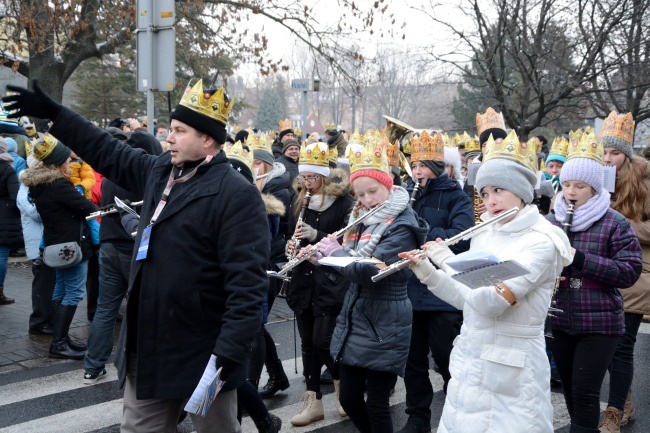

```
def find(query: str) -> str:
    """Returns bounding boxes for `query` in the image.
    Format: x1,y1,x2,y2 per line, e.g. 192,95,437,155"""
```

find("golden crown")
483,130,537,173
549,137,569,157
567,133,603,163
299,142,330,167
465,135,481,153
411,130,444,162
527,136,541,152
295,128,302,137
178,79,232,125
329,145,338,164
247,133,273,154
33,133,61,162
442,132,452,147
568,129,583,144
453,132,472,147
225,141,254,169
476,107,505,137
279,118,292,132
363,130,382,147
347,140,390,175
325,122,336,130
385,138,400,167
599,111,635,144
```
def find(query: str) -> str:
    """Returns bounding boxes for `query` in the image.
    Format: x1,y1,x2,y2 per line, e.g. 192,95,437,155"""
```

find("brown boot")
0,286,14,305
599,407,622,433
620,391,635,426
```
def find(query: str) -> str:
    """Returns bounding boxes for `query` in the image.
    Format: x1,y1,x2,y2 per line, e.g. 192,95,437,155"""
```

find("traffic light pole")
302,90,308,141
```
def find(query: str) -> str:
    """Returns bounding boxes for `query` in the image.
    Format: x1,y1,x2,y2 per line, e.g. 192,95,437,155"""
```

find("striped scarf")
343,186,409,258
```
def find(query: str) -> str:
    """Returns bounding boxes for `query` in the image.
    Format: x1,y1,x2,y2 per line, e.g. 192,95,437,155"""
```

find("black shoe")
29,325,54,335
48,303,85,360
258,376,290,399
395,423,432,433
320,368,333,384
255,413,282,433
66,336,87,352
83,369,107,385
550,369,562,388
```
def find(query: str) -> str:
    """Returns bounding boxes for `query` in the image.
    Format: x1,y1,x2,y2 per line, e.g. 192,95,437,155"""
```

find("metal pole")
146,0,155,135
302,90,308,141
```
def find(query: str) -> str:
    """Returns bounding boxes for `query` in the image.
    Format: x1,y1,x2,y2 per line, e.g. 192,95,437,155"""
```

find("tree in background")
256,90,283,132
416,0,634,139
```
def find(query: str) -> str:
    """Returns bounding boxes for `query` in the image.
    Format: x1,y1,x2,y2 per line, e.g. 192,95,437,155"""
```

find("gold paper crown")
549,137,569,157
465,135,481,153
599,111,635,144
483,130,537,173
329,145,338,165
527,136,541,152
442,133,452,147
411,131,444,162
279,118,292,132
567,133,603,163
385,138,400,167
364,130,382,147
225,141,254,169
584,125,594,135
299,142,330,167
179,79,232,125
295,128,302,137
247,133,273,154
476,107,506,137
347,140,390,175
325,122,336,130
453,132,472,147
568,129,583,144
33,133,61,162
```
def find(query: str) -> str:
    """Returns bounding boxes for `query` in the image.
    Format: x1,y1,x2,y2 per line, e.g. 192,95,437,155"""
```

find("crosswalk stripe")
0,399,123,433
0,369,119,407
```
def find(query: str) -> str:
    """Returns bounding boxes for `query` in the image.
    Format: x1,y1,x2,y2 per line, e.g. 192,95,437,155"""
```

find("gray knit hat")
599,136,633,160
475,158,537,204
253,149,274,166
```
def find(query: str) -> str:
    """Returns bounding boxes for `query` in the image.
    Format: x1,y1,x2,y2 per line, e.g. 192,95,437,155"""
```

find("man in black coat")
275,138,300,183
3,81,269,433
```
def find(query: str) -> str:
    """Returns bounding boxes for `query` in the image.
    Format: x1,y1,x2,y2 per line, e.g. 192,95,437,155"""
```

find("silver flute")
371,207,520,282
274,201,389,277
86,201,143,220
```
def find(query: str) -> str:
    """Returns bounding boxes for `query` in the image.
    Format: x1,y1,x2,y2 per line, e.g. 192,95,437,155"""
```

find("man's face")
157,127,168,137
167,119,216,167
284,145,300,162
281,132,295,143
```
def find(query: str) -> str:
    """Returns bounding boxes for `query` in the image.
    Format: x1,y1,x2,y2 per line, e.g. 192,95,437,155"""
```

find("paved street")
0,263,649,432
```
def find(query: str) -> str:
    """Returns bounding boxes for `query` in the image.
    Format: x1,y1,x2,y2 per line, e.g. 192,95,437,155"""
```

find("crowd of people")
0,80,648,433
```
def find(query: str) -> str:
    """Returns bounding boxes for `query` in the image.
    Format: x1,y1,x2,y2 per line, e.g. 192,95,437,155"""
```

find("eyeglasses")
298,175,321,182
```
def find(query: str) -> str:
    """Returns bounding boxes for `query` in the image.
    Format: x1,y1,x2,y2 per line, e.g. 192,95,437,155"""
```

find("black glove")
2,80,62,120
214,355,245,392
571,249,586,270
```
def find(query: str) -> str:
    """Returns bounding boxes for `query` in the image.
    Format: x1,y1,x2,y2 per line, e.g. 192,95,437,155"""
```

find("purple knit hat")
559,157,603,193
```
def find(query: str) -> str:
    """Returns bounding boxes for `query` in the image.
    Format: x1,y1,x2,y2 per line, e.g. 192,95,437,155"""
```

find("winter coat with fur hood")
20,167,98,259
286,169,355,316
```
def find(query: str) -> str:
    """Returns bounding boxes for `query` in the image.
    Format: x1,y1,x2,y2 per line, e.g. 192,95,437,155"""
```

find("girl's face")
603,148,627,172
410,161,437,187
561,180,596,209
299,172,323,191
253,159,267,175
480,186,524,223
546,160,563,176
353,177,390,209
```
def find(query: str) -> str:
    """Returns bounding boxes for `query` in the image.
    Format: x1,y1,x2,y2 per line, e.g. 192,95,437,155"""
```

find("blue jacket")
406,174,474,311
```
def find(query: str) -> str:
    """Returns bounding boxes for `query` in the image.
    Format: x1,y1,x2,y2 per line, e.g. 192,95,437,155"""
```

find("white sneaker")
83,369,107,385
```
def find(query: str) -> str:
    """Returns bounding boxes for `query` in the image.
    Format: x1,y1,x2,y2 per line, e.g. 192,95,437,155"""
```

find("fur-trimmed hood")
262,193,285,216
20,167,67,187
292,168,351,198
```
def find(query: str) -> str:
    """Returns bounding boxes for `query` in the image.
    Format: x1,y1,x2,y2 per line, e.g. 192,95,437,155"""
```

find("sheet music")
451,260,529,289
114,197,140,219
184,354,225,417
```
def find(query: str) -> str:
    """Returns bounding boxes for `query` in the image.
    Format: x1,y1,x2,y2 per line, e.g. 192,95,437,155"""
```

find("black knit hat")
422,160,446,177
279,129,294,140
479,128,507,145
170,105,227,145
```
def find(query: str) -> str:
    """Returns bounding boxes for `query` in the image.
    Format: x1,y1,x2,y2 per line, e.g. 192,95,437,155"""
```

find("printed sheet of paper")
446,249,500,273
603,165,616,193
318,257,383,267
451,260,529,289
184,354,225,417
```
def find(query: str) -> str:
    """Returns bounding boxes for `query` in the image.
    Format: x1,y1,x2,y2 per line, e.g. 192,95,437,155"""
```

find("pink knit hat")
350,169,393,189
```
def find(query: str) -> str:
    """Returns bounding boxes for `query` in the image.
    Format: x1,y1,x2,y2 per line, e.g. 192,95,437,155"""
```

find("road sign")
136,0,175,92
292,78,311,91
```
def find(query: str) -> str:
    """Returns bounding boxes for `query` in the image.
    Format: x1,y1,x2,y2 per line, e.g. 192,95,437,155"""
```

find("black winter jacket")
21,167,97,258
48,107,269,400
0,162,23,248
286,170,355,315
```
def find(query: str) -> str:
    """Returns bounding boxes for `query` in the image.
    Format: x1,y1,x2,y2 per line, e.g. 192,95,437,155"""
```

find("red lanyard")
149,155,213,225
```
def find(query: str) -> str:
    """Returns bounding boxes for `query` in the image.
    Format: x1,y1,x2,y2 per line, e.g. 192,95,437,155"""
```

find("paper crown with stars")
483,130,537,173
